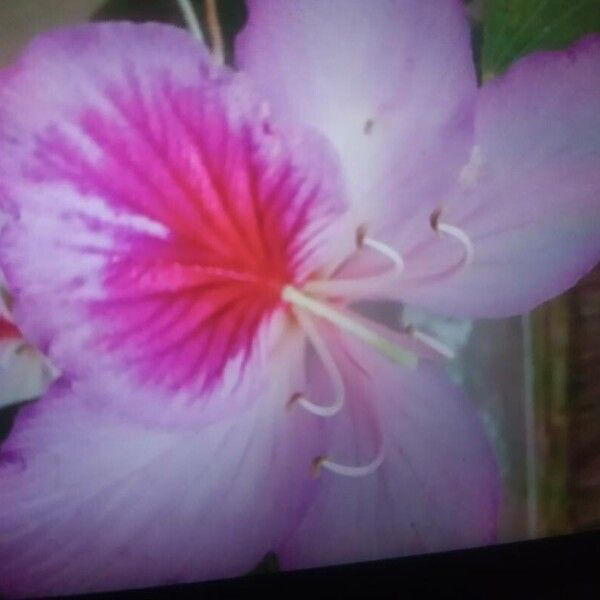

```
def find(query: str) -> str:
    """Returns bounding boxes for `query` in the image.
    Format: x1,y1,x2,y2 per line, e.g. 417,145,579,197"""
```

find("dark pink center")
30,67,343,393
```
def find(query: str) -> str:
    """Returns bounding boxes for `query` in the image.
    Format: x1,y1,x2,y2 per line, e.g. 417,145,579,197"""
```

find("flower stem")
204,0,225,65
176,0,205,43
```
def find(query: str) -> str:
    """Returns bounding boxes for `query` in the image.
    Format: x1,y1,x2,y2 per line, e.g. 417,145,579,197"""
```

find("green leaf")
481,0,600,79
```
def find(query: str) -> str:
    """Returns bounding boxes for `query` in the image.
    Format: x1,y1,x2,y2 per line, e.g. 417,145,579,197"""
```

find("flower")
0,0,599,596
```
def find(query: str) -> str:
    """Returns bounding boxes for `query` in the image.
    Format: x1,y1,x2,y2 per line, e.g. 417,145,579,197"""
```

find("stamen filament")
405,326,455,360
362,236,404,269
282,286,418,368
302,235,404,299
312,447,385,478
435,222,474,267
176,0,205,43
288,309,345,417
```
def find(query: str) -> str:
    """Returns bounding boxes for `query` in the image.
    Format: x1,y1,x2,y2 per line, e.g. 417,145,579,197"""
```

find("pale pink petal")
280,330,499,569
0,360,326,597
237,0,476,233
0,23,346,426
394,36,600,317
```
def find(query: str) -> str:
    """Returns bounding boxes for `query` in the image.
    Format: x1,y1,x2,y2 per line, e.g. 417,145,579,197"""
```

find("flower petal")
0,23,346,426
0,361,326,597
279,332,499,569
394,36,600,318
237,0,476,230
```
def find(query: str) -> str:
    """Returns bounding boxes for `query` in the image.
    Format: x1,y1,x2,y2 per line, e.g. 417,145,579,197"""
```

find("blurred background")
0,0,599,558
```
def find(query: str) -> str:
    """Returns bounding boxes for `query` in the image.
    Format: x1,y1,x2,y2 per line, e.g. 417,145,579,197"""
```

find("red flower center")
30,69,344,393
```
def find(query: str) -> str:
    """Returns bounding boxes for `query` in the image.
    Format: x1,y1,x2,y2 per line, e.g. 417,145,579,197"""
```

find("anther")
430,209,474,267
356,225,403,270
287,392,304,410
430,207,442,230
355,223,368,248
311,447,385,478
302,228,404,299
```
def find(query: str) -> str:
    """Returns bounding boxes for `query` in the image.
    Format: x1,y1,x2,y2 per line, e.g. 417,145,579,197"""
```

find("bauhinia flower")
0,1,599,596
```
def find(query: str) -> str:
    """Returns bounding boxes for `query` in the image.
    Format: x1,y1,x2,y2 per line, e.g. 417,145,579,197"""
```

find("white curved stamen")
302,234,404,299
313,445,385,478
288,309,345,418
405,325,455,360
362,236,405,270
282,285,418,368
176,0,205,43
434,221,474,267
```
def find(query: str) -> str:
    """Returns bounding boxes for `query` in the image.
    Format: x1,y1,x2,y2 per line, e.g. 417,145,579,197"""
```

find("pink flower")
0,1,599,596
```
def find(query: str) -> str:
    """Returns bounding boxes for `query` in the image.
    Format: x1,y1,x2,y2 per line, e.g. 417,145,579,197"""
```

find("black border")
73,531,599,599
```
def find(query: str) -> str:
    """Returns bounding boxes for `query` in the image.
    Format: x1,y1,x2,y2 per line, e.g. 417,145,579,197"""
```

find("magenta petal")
237,0,476,232
396,36,600,318
279,336,499,570
0,373,326,598
0,23,346,425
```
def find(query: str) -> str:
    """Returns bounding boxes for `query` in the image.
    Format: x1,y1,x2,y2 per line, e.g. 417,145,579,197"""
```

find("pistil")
282,285,418,369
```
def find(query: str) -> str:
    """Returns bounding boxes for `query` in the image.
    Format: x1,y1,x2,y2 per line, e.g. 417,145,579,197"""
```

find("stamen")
361,236,404,270
436,223,474,266
282,285,418,368
176,0,205,44
430,209,474,267
302,230,404,299
287,309,345,417
312,446,385,478
405,325,455,360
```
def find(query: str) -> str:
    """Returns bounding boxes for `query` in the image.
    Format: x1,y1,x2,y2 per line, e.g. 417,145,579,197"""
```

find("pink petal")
395,36,600,317
0,23,346,426
279,330,499,569
237,0,476,232
0,368,326,597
